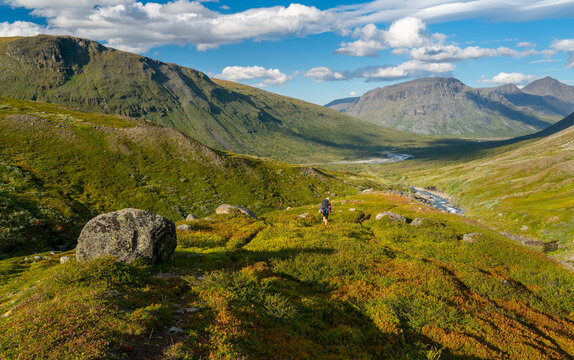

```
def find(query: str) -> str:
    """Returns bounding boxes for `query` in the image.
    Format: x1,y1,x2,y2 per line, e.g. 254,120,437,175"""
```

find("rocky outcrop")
216,204,256,218
463,233,484,243
375,211,407,223
76,208,176,264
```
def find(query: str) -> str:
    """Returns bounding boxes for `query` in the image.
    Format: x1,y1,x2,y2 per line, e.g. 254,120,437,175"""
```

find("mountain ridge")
327,77,574,138
0,35,423,163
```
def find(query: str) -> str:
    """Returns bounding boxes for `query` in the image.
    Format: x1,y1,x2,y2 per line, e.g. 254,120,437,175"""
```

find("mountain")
324,96,360,112
522,76,574,103
0,35,422,163
327,77,570,138
0,97,357,256
481,78,574,117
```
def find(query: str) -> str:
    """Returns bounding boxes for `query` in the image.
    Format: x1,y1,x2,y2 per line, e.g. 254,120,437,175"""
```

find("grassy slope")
1,192,573,359
379,115,574,264
0,35,426,163
0,97,358,256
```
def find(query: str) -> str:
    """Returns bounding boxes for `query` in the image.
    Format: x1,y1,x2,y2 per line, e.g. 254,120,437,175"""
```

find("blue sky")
1,0,573,105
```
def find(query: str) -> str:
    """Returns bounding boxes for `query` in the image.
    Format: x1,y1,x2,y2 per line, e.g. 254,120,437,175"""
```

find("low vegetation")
0,97,357,256
2,193,573,359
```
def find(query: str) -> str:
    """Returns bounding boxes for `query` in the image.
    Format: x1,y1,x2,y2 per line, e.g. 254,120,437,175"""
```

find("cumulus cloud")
0,1,329,52
217,66,291,87
517,42,535,48
304,67,350,82
552,39,574,67
305,60,455,83
0,21,52,36
479,72,537,85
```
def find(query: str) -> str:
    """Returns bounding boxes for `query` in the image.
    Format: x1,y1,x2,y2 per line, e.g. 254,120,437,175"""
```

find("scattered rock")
340,200,347,205
76,208,177,265
463,233,484,243
520,225,529,231
410,217,438,227
167,326,185,335
297,213,309,218
185,214,197,221
175,307,201,314
216,204,256,218
177,224,193,231
361,188,375,194
375,211,407,223
349,208,356,212
60,255,72,264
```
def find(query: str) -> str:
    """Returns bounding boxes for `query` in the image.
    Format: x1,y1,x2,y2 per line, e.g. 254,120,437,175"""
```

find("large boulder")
215,204,256,218
375,211,407,223
76,208,176,264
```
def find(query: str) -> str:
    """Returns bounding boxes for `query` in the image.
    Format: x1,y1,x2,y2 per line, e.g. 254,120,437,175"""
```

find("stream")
329,153,414,164
410,187,464,215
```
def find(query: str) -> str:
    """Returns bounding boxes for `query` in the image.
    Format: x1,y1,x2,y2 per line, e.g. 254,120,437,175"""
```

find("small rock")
375,211,407,223
60,256,72,264
185,214,197,221
203,217,213,220
33,256,41,260
463,233,484,243
286,207,291,210
341,200,347,205
297,213,309,218
216,204,256,218
520,225,529,231
410,217,438,227
349,208,356,212
167,326,185,335
177,224,193,231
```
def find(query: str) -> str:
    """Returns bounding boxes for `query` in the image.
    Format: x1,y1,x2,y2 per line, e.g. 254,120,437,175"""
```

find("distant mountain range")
326,77,574,138
0,35,422,163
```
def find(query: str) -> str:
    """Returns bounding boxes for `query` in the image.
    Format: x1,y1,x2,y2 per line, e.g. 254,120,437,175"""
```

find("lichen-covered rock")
216,204,256,218
463,233,484,243
186,214,198,221
375,211,407,223
76,208,176,264
177,224,193,231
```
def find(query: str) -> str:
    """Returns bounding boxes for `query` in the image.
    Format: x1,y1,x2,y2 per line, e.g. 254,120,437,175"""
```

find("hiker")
319,197,331,226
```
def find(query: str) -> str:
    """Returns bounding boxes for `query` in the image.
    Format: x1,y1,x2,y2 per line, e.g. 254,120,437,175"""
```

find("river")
410,186,464,215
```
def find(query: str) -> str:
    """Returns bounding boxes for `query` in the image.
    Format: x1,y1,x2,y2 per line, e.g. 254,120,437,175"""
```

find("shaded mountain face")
0,35,420,163
327,77,573,138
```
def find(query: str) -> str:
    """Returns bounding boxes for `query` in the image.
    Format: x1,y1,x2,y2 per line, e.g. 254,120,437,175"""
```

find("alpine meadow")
0,9,574,360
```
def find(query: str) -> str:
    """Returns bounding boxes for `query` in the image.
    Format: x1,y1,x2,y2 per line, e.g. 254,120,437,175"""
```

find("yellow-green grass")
2,192,572,359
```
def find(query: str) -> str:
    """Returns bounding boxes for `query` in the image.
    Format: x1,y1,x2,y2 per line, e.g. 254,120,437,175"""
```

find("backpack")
320,199,330,215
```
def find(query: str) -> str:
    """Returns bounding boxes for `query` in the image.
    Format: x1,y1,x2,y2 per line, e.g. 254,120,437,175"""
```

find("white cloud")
349,91,357,96
383,17,427,48
517,41,535,47
479,72,537,85
0,21,51,36
304,67,349,82
552,38,574,68
306,60,455,83
216,66,291,87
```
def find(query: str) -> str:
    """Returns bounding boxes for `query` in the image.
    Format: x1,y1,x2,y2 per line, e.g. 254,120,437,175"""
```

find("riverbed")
411,186,464,215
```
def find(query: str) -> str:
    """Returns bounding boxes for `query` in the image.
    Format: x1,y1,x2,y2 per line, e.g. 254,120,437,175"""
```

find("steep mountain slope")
324,96,359,112
481,80,574,117
402,112,574,264
2,193,573,359
0,35,422,163
0,97,356,256
329,77,565,138
523,76,574,104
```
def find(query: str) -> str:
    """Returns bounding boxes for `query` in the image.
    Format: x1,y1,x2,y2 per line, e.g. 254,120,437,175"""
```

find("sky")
0,0,573,105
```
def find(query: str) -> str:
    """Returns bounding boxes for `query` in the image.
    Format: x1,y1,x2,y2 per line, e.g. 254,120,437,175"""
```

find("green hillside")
0,35,423,163
1,193,573,359
392,113,574,265
0,97,357,256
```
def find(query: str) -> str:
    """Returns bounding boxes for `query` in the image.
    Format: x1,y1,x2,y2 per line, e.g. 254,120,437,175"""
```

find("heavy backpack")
320,199,329,215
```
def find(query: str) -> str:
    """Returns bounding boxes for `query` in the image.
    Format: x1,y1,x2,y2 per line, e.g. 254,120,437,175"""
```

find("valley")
0,34,573,360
